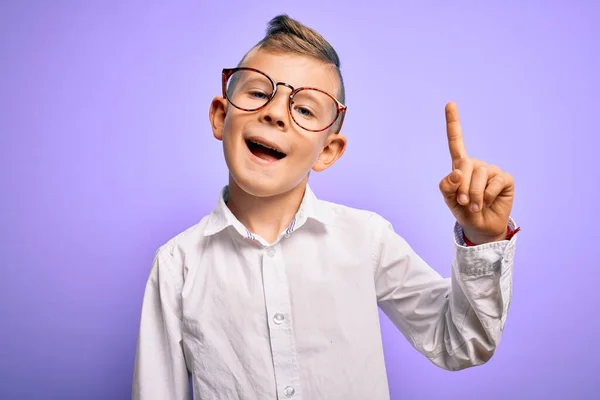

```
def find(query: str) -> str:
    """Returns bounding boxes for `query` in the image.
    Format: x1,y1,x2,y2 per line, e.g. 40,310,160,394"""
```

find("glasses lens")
290,88,339,131
226,69,273,111
225,69,340,131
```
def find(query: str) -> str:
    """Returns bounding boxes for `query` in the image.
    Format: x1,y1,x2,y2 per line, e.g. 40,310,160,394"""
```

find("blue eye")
249,91,268,99
295,106,313,117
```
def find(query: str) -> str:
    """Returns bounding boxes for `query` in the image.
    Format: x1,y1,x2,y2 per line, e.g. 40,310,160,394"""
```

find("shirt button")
267,247,276,257
284,386,295,397
273,313,285,324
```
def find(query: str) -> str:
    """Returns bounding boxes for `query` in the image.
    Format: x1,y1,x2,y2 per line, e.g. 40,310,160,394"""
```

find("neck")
226,175,308,244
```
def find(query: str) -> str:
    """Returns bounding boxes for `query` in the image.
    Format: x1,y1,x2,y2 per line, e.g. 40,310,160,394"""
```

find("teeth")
251,140,281,153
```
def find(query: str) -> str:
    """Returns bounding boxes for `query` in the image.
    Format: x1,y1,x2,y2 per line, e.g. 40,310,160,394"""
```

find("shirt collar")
203,184,332,237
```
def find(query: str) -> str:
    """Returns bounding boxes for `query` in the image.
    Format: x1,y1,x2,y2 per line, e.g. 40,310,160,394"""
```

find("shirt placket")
261,243,302,400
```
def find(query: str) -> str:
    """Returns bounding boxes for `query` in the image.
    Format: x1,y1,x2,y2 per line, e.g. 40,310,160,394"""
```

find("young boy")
132,14,519,400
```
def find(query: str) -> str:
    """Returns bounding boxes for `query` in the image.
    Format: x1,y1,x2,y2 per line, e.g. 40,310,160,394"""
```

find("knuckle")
493,175,505,186
470,189,483,199
469,183,483,195
458,158,472,170
438,179,446,192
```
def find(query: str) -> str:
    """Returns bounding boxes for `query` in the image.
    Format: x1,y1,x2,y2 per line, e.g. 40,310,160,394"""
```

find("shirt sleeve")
373,216,518,371
132,250,191,399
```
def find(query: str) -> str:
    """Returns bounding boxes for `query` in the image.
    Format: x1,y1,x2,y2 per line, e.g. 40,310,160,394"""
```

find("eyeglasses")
222,67,346,133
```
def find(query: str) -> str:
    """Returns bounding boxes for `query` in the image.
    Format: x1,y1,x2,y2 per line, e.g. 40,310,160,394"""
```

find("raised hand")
438,102,515,244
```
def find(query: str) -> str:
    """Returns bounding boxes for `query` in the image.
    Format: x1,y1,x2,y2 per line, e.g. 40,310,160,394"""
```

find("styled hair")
239,14,345,104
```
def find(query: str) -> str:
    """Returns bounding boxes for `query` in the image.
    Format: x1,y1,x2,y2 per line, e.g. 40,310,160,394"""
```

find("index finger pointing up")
445,102,468,164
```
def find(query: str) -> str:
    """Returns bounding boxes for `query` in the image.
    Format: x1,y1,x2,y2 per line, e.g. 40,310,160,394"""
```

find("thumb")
439,169,463,206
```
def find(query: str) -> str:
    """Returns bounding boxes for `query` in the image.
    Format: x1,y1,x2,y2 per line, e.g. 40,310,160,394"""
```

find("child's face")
209,50,347,198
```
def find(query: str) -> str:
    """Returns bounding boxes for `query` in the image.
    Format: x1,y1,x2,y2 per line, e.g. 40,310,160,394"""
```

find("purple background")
1,1,598,399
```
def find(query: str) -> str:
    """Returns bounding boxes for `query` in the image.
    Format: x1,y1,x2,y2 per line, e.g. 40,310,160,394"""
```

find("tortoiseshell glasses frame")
221,67,347,133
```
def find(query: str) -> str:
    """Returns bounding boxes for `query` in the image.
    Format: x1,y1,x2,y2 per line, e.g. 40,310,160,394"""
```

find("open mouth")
245,139,286,162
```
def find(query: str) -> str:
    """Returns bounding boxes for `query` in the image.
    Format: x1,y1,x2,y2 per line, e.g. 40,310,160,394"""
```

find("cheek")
220,120,243,161
222,107,249,133
222,114,237,136
295,138,326,164
221,115,245,148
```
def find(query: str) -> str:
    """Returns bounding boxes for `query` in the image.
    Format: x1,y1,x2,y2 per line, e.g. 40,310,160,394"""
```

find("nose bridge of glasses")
272,81,296,103
275,81,295,93
265,82,296,112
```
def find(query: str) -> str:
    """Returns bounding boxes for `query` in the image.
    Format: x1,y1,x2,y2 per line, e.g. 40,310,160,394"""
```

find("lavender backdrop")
1,1,599,399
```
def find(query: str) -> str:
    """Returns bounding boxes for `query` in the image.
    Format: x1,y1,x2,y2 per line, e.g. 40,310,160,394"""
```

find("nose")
260,84,293,129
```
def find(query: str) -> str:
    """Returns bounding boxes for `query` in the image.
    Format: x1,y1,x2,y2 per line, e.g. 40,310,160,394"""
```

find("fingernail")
459,194,469,204
470,203,479,212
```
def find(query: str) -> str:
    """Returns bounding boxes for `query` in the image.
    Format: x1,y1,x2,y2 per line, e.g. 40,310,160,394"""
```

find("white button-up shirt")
132,185,518,400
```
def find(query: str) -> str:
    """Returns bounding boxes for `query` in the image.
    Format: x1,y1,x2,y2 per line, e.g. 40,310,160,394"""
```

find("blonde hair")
239,14,345,104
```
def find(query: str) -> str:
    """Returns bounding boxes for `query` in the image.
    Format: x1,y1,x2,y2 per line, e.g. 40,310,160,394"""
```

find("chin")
222,139,312,198
230,170,305,198
226,158,309,199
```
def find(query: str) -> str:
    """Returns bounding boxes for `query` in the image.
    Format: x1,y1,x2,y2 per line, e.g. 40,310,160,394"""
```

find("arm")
132,250,190,399
374,217,518,371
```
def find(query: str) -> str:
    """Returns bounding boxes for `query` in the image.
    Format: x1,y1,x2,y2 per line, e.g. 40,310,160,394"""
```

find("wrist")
464,231,506,245
463,225,520,246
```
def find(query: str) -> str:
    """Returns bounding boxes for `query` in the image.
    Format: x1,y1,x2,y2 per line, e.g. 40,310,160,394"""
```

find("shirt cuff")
454,217,519,248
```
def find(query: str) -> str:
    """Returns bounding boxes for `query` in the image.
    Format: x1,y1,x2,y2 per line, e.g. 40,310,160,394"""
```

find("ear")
312,132,347,172
209,96,228,141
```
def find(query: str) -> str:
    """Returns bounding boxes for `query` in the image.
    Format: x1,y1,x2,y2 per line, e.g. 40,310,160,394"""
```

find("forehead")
242,50,340,95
